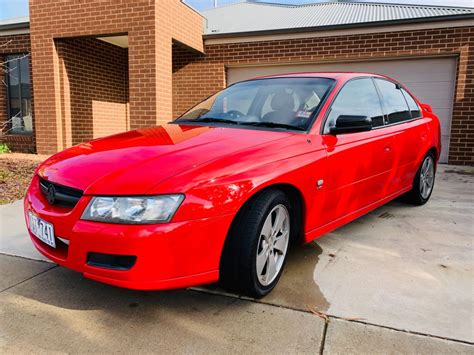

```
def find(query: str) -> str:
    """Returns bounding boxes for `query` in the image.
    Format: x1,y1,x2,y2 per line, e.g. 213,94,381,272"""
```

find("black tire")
219,189,291,298
403,152,436,205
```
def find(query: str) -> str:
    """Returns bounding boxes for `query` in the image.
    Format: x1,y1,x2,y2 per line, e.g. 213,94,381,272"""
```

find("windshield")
177,77,334,131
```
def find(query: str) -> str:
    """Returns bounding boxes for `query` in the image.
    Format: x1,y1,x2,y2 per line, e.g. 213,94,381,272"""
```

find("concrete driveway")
1,164,473,353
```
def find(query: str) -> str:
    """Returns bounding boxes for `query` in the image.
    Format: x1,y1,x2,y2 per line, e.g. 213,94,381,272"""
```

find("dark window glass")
401,88,421,118
178,77,334,131
324,78,384,133
375,79,411,124
5,54,32,134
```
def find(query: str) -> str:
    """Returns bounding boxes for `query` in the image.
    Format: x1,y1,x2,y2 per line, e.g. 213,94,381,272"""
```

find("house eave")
0,21,30,32
202,14,474,40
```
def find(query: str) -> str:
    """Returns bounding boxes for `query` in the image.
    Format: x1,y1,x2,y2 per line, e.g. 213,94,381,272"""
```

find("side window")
324,78,384,133
401,88,421,118
375,79,412,124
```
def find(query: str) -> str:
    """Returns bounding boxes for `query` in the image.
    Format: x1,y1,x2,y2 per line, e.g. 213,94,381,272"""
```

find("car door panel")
374,79,430,191
387,119,428,190
322,130,395,223
319,77,395,222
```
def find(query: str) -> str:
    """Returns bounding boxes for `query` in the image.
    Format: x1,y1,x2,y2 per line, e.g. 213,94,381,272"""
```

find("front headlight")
81,195,184,224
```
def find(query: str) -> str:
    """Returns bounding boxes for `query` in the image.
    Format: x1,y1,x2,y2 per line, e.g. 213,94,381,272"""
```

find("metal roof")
202,1,474,36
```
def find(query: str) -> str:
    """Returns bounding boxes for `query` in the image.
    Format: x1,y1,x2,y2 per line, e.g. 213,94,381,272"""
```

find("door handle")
384,146,392,153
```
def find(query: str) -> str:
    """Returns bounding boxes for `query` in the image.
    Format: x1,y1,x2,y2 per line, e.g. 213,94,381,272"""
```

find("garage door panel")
228,58,456,84
337,59,456,83
404,83,455,102
381,70,456,83
227,57,455,163
440,136,450,162
433,109,453,133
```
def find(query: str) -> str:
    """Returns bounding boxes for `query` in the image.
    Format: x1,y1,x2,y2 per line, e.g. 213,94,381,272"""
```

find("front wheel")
220,189,291,298
404,152,436,205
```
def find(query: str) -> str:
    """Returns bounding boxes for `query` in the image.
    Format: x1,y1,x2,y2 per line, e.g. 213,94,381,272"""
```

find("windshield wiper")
240,121,305,131
178,117,240,125
177,118,305,131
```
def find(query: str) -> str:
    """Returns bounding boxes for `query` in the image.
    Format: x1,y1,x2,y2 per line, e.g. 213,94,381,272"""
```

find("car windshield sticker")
296,110,312,119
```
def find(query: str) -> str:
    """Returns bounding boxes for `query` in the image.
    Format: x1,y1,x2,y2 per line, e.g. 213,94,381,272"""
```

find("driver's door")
321,78,396,224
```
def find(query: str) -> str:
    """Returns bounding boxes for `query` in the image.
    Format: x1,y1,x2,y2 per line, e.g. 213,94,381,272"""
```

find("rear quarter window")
401,88,422,118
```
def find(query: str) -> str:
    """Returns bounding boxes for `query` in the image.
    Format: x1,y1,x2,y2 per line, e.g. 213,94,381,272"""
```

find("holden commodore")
25,73,440,297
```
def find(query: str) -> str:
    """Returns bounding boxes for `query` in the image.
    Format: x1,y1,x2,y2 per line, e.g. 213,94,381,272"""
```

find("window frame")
373,77,421,127
320,76,386,135
4,53,32,135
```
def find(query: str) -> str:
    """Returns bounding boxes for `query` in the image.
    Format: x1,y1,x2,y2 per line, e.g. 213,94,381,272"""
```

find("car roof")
251,72,391,81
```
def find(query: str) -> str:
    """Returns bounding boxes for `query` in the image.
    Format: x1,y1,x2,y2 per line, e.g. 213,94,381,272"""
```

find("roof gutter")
202,13,474,39
0,21,30,32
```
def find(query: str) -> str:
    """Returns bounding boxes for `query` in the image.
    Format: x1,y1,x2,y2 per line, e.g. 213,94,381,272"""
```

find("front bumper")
24,175,235,290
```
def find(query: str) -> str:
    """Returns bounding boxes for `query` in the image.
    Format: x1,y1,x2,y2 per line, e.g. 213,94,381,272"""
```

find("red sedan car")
25,72,440,297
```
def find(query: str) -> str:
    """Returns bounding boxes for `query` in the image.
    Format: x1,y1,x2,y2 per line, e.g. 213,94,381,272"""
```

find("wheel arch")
427,146,438,159
225,183,306,246
218,182,306,290
426,146,439,170
269,183,305,244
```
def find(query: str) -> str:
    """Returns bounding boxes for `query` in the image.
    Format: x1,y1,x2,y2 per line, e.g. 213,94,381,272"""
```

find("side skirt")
303,186,412,243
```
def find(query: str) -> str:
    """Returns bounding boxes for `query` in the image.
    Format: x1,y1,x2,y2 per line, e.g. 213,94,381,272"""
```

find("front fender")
154,135,328,232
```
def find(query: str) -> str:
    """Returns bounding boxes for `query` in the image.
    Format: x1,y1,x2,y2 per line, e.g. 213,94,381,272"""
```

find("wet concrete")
262,164,474,342
261,242,329,312
3,253,471,353
1,165,473,348
0,256,325,353
196,242,330,312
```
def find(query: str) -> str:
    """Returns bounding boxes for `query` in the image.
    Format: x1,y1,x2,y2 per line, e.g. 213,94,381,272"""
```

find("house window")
5,54,32,134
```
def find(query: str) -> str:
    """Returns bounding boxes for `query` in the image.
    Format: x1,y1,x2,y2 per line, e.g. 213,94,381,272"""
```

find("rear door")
374,78,429,191
320,78,395,224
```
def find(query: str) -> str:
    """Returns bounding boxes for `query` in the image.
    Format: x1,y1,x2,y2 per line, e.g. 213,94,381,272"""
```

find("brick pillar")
29,0,203,154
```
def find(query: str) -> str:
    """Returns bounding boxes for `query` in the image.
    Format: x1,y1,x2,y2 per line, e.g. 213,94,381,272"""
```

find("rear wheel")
404,152,436,205
220,189,291,298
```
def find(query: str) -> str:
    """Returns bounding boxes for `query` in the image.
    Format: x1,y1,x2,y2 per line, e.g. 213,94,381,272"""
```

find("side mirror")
330,115,372,135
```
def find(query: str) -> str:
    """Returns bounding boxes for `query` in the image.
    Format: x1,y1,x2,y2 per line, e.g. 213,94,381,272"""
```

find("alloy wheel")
256,204,290,286
420,155,435,199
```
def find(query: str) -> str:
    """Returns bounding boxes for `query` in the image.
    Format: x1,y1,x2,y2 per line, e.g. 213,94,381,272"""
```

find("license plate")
28,211,56,248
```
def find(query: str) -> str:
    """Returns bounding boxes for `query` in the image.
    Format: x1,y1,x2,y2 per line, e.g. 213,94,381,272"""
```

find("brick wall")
0,34,35,152
29,0,203,155
29,0,157,154
172,26,474,165
56,38,128,146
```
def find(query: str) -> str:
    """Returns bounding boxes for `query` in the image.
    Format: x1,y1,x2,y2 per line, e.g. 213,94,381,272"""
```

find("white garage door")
227,57,457,163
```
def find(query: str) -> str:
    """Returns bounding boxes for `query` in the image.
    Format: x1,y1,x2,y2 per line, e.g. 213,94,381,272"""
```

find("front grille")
39,177,83,208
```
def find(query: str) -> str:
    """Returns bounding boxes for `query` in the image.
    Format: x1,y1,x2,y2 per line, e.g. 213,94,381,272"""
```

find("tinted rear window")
375,79,412,124
401,88,421,119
